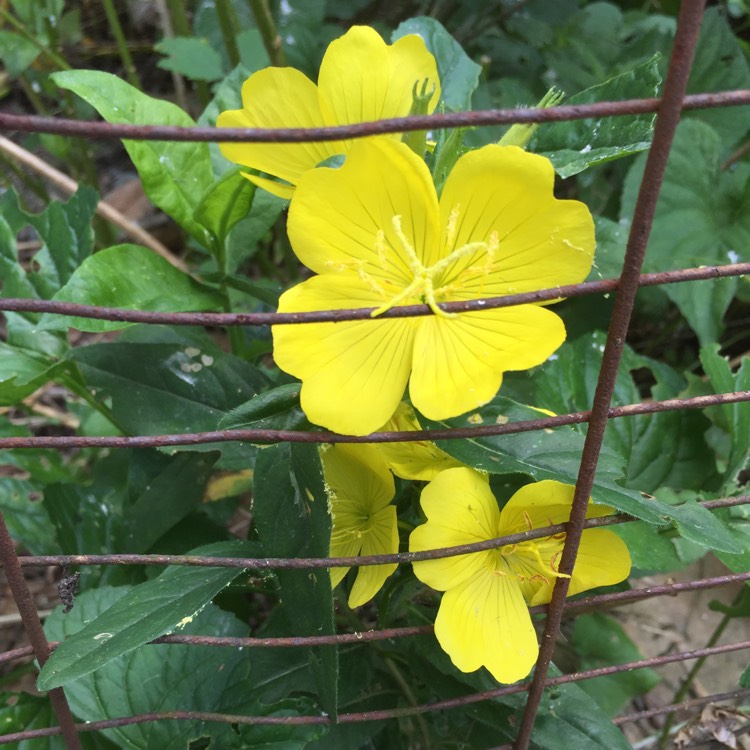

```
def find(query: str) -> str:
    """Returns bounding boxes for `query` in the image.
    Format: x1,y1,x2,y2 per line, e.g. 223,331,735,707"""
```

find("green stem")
0,8,70,70
101,0,142,89
60,375,129,435
384,656,431,749
657,587,745,749
216,0,241,68
248,0,286,66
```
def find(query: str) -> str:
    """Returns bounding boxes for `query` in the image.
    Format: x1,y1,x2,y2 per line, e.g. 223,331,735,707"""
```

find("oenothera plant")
22,12,748,749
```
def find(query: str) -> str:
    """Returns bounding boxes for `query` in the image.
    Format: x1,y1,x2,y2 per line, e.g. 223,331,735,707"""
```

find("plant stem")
657,586,746,749
158,0,191,114
384,656,431,749
216,0,241,68
248,0,286,65
101,0,142,89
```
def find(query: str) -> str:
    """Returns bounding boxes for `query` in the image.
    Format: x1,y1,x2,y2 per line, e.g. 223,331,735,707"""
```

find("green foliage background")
0,1,748,748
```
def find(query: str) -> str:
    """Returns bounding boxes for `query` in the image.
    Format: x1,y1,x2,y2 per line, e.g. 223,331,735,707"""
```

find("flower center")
494,540,571,586
369,214,498,319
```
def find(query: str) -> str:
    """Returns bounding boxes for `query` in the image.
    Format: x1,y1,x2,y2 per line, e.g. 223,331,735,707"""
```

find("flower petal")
411,468,499,591
410,306,565,421
321,443,395,516
435,567,538,683
218,68,341,188
349,505,399,608
566,528,631,598
376,402,463,481
318,26,440,130
273,275,416,435
499,480,613,535
436,145,595,295
288,139,441,280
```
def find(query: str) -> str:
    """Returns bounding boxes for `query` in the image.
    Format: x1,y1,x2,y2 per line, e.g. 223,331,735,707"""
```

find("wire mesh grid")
0,1,749,747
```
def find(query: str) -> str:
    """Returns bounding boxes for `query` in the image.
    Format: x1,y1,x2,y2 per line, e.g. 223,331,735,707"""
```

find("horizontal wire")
3,639,750,743
1,261,748,326
612,687,750,726
10,495,749,570
1,389,748,450
1,567,748,660
0,91,748,143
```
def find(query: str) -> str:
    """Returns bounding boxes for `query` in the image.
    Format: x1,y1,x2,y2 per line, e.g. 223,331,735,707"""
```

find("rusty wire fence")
0,1,750,747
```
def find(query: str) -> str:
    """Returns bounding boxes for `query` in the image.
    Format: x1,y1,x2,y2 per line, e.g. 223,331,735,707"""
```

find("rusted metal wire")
3,640,749,744
2,568,749,658
8,495,749,571
0,515,82,748
0,90,748,142
0,261,747,326
0,4,747,747
0,390,748,450
513,2,709,747
613,688,750,726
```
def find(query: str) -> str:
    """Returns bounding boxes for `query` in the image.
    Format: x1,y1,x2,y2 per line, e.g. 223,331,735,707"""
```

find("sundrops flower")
321,443,398,607
217,26,440,198
377,402,463,481
273,139,595,436
410,469,631,684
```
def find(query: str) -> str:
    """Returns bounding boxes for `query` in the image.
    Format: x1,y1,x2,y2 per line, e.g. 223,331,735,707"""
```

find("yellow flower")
321,443,398,607
409,469,631,684
377,402,463,481
273,139,595,436
217,26,440,198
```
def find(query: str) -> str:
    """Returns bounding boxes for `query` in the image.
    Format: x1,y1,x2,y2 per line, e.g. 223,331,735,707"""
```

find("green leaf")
0,185,97,299
534,332,718,493
0,30,41,77
43,587,320,750
534,56,661,177
656,491,742,554
194,166,256,251
700,346,750,491
571,613,661,716
685,8,750,147
621,120,750,344
0,691,110,750
417,396,667,523
219,383,309,431
69,327,267,462
276,0,326,74
393,16,481,111
253,443,338,718
52,70,214,245
38,244,223,332
0,343,63,405
38,540,254,690
225,189,286,273
155,36,225,81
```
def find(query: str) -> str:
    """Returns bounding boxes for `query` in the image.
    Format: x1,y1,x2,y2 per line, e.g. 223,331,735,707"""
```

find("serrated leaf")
219,383,309,431
155,36,225,81
0,344,63,405
38,244,223,332
38,540,254,690
685,8,750,146
534,56,661,178
620,120,750,344
52,70,214,245
700,347,750,491
657,495,742,554
393,16,481,111
253,443,338,718
534,332,718,493
0,185,97,300
417,396,666,523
